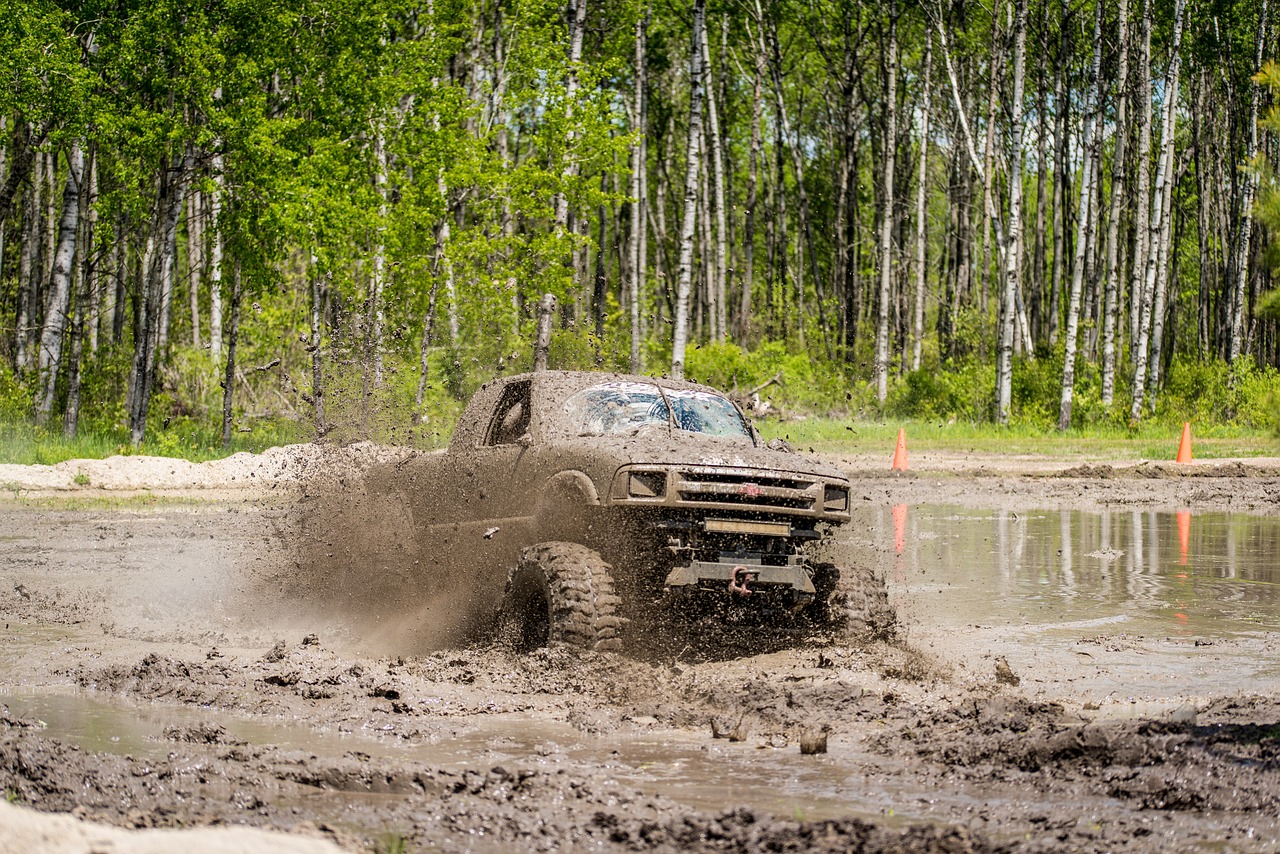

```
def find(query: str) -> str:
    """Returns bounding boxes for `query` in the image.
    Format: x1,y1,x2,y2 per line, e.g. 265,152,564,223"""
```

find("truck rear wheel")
812,562,896,642
499,542,624,653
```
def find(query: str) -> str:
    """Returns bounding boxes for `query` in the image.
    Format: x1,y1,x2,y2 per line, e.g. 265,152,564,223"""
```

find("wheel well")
543,470,600,506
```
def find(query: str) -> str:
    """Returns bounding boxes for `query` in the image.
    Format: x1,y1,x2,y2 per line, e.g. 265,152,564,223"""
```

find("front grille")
674,469,819,513
680,470,812,491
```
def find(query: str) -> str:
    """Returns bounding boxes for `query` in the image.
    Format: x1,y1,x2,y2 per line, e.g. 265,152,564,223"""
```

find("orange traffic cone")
891,428,909,472
1176,422,1193,464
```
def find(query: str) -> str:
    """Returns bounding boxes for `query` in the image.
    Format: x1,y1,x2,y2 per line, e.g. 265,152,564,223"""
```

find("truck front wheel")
498,542,624,653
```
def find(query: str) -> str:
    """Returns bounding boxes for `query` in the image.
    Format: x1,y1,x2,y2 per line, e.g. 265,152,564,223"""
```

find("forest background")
4,0,1280,463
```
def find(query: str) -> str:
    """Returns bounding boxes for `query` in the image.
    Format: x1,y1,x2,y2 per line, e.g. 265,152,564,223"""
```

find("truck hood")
545,433,849,482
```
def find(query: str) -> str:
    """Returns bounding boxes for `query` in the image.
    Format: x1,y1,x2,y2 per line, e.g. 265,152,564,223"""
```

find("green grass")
754,418,1280,461
0,492,224,511
4,413,1277,467
0,420,306,466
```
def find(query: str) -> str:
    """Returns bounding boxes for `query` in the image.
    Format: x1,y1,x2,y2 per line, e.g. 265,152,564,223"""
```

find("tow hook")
729,565,757,597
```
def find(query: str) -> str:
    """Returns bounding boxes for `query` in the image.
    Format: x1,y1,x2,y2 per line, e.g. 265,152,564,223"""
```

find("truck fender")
542,470,600,507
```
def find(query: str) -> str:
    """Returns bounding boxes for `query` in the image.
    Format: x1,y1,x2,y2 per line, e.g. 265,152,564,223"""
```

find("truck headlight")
823,485,849,512
628,471,666,498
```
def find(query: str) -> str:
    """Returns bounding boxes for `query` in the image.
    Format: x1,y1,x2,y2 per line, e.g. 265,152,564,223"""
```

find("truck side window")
487,381,532,446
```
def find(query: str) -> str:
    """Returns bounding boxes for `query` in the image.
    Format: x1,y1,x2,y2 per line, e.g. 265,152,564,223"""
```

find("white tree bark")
977,0,1003,313
670,0,706,379
35,141,84,426
130,151,192,445
367,130,389,387
912,34,932,372
628,9,648,372
998,0,1028,425
1129,0,1153,366
1058,0,1104,431
875,3,899,405
701,30,727,343
1132,0,1184,420
1101,0,1131,407
553,0,587,231
938,15,1015,418
310,254,326,432
209,153,224,363
1228,0,1268,361
186,189,202,350
740,55,762,342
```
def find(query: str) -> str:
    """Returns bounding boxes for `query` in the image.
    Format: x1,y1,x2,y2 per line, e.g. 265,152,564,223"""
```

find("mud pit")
4,448,1280,851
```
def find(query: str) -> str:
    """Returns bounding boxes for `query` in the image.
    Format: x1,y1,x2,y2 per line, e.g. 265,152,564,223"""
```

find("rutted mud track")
3,449,1280,851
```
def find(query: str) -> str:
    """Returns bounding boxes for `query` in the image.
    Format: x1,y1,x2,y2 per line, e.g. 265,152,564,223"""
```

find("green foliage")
685,341,849,413
887,360,992,423
0,365,32,424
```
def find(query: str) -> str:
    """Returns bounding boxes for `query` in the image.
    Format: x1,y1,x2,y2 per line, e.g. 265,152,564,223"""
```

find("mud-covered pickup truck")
369,370,892,652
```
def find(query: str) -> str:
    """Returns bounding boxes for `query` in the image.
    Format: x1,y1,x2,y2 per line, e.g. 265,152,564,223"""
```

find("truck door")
468,378,535,529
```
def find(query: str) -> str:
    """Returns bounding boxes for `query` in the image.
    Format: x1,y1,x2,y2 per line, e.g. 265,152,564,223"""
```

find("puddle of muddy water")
842,504,1280,699
0,684,989,832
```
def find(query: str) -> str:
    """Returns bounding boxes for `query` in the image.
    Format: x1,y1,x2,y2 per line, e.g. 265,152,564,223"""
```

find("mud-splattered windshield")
562,381,752,440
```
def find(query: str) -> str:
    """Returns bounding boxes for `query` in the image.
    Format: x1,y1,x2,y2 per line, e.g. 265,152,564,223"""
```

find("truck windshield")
562,382,752,440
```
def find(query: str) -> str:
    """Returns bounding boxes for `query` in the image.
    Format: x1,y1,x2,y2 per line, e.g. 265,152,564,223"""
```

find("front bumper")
664,558,817,595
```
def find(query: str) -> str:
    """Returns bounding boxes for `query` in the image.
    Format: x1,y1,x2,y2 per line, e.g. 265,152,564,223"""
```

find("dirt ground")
3,446,1280,852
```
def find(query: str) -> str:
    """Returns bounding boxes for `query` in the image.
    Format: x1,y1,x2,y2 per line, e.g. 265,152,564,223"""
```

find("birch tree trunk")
1101,0,1131,407
110,238,125,344
64,147,94,438
739,56,762,342
998,0,1028,424
130,151,192,445
84,161,100,355
35,141,84,426
1228,0,1268,362
670,0,706,380
366,130,389,391
209,153,224,363
1143,14,1184,408
1129,0,1153,365
309,257,326,433
553,0,587,232
628,8,648,372
912,34,932,372
1048,0,1070,346
15,178,37,373
702,31,728,344
875,2,899,405
1135,0,1185,418
186,189,202,350
1032,0,1050,342
977,0,1003,315
1058,0,1103,431
221,258,241,449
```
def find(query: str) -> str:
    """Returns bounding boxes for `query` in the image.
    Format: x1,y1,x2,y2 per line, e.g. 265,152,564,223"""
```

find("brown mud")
3,448,1280,851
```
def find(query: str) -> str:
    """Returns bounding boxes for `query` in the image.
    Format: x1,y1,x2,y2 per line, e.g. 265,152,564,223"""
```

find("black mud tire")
498,542,624,653
812,562,896,642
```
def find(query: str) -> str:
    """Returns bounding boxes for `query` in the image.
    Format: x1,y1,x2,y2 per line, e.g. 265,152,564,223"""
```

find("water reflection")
848,505,1280,637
